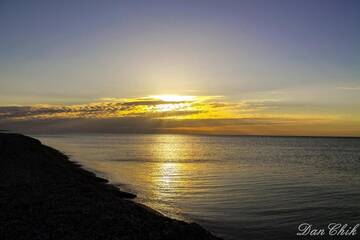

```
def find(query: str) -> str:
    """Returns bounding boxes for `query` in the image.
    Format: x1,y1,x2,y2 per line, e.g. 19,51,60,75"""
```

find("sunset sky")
1,0,360,136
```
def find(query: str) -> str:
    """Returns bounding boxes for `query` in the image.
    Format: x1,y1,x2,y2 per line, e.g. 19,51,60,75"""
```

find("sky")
1,0,360,136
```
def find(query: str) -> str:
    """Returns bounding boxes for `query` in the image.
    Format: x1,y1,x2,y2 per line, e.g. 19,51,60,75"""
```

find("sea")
35,134,360,240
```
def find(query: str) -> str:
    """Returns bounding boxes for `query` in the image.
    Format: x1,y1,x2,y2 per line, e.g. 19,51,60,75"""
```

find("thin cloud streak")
336,86,360,90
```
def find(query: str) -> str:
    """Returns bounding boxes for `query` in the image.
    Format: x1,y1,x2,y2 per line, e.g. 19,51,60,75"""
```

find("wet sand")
0,133,222,240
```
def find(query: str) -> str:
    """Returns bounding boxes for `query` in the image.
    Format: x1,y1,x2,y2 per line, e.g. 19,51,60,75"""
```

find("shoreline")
0,133,222,240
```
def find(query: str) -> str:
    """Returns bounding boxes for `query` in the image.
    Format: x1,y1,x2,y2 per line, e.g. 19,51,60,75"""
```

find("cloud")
0,96,236,121
0,95,346,135
0,115,337,135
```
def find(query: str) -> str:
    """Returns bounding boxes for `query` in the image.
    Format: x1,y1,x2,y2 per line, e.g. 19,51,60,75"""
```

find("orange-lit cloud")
0,95,358,136
0,95,236,120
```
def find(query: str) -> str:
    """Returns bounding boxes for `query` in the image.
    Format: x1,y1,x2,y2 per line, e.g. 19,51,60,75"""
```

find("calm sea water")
35,134,360,240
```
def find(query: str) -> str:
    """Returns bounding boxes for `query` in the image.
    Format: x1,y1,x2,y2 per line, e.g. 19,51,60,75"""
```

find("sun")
150,95,196,102
146,95,196,113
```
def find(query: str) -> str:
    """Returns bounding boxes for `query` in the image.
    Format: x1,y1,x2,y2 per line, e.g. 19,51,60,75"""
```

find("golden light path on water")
145,135,194,217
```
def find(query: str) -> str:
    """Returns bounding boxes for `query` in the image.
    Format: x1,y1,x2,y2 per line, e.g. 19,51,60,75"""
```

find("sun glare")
151,95,196,102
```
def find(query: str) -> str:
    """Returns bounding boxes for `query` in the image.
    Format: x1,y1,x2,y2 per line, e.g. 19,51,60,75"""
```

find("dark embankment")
0,133,222,240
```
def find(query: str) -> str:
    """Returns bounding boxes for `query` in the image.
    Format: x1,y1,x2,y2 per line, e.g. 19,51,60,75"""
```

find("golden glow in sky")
2,94,358,136
150,95,196,102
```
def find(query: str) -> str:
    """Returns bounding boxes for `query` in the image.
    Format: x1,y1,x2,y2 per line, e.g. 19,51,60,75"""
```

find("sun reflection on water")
159,162,178,186
151,135,189,196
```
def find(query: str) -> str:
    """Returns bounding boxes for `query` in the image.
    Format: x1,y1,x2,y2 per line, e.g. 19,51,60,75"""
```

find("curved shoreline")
0,133,222,240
